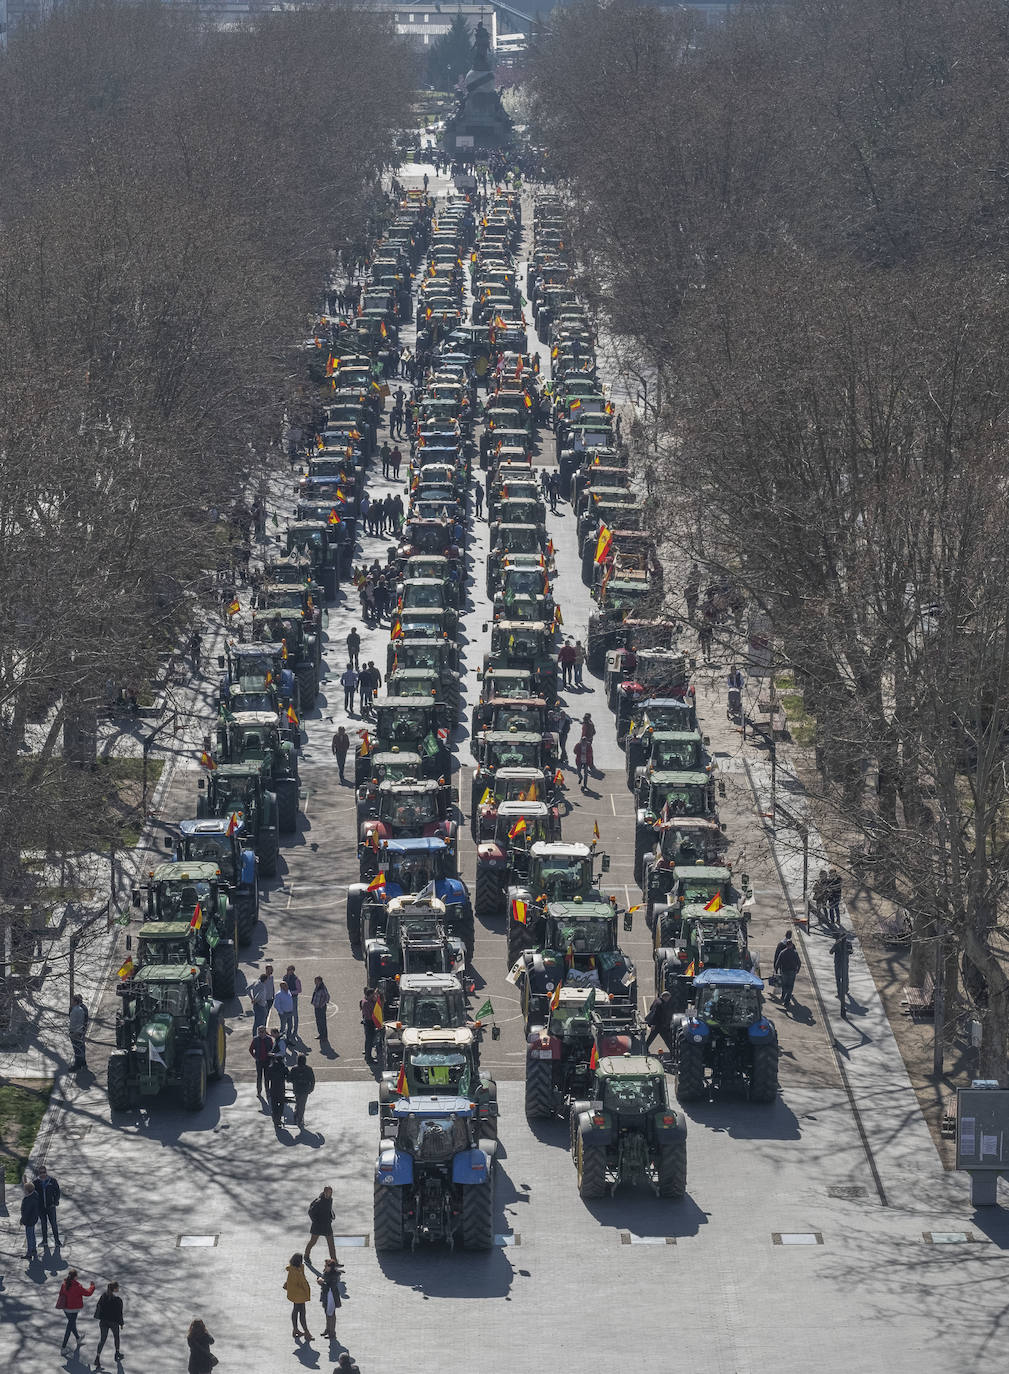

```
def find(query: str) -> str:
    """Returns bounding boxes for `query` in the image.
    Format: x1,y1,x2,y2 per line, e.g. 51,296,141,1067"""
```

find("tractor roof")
380,837,450,855
648,770,712,786
549,899,614,920
494,620,550,633
177,817,245,838
230,711,282,729
675,866,733,882
531,842,591,858
641,697,692,710
387,894,447,916
402,1026,474,1050
494,766,545,781
399,972,463,993
230,641,286,657
485,731,542,745
486,696,547,708
498,800,549,818
682,902,745,922
392,1095,474,1118
133,964,202,984
151,862,220,883
555,986,611,1008
378,777,438,792
597,1055,664,1078
138,922,195,939
378,698,438,712
693,969,764,989
646,729,703,743
371,751,424,766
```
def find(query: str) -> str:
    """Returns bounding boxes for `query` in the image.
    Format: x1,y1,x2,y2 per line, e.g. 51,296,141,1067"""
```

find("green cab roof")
150,862,220,883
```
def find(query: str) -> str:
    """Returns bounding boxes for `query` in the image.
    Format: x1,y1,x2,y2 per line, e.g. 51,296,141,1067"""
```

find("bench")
902,970,935,1018
756,697,789,740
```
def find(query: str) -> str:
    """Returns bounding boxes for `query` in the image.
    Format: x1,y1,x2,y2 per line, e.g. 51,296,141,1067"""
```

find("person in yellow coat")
284,1254,313,1341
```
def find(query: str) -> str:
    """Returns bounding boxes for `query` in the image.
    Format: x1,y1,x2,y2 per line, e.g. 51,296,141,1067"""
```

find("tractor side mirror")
491,1024,501,1041
163,835,173,849
198,778,205,790
623,910,633,932
482,623,488,633
600,854,610,872
721,823,727,832
217,655,225,668
368,1100,379,1116
125,934,132,951
718,781,726,798
703,735,710,746
131,890,141,909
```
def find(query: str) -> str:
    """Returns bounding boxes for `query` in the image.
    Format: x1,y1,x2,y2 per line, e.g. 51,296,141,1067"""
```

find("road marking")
494,1232,520,1246
301,789,310,819
286,886,294,911
621,1233,676,1246
333,1235,370,1247
610,793,617,815
924,1232,980,1245
772,1233,822,1246
178,1235,218,1247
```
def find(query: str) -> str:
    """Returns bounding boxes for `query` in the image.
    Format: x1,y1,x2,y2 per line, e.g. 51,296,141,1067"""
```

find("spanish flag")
547,538,555,559
226,811,240,837
367,873,386,894
328,509,341,526
685,961,696,977
508,816,527,840
199,750,216,771
592,820,600,843
226,599,241,617
287,705,299,726
704,893,723,913
281,640,288,662
512,898,528,925
595,525,613,564
589,1043,598,1070
479,786,492,806
549,981,563,1010
554,770,564,787
368,828,379,852
117,957,135,981
190,903,203,931
395,1063,408,1095
360,731,371,756
380,320,388,339
372,997,385,1029
325,354,336,377
390,619,404,641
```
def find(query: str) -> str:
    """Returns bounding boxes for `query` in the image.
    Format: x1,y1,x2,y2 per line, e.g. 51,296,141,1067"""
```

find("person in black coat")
317,1257,344,1338
187,1319,216,1373
33,1165,60,1249
267,1055,288,1128
94,1282,125,1368
288,1055,316,1129
829,932,853,1016
774,938,801,1012
644,991,675,1054
20,1182,40,1259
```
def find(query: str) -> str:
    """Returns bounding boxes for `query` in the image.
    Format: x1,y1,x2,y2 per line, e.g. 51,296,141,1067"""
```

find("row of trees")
529,0,1009,1078
0,2,415,979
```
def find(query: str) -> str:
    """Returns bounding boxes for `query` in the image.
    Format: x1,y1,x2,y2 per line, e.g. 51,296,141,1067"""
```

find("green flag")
475,998,494,1021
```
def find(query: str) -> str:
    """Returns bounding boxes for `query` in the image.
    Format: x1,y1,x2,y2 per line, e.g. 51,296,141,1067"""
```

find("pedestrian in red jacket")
57,1268,95,1353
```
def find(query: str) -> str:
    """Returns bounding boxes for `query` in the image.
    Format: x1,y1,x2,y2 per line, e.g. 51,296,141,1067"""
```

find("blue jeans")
279,1010,295,1040
24,1223,36,1257
290,997,299,1035
252,1003,267,1031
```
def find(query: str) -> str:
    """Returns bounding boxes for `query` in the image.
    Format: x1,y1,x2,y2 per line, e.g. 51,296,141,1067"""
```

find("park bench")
756,695,788,740
901,970,935,1018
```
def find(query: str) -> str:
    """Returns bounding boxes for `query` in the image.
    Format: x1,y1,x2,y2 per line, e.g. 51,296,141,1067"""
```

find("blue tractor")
373,1095,496,1251
674,970,778,1103
166,817,259,946
346,838,474,961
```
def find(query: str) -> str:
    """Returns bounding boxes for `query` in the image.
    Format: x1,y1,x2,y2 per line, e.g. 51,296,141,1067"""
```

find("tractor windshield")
409,1051,471,1093
403,584,443,609
640,706,692,732
156,880,213,919
398,644,440,670
504,569,546,597
139,935,192,965
141,983,191,1017
409,524,451,553
264,589,306,611
382,790,438,826
649,785,710,816
548,917,613,954
400,1114,470,1161
652,740,701,770
536,858,591,899
385,854,436,888
697,986,761,1027
377,708,431,741
181,835,235,880
499,630,542,658
399,990,465,1027
230,691,276,714
233,652,276,680
602,1076,664,1113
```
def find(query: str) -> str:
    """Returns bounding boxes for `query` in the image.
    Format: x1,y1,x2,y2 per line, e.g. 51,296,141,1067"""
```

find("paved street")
3,162,1009,1374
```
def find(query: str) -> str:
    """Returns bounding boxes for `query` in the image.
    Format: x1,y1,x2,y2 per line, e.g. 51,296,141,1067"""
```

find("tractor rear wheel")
633,829,649,886
675,1039,707,1103
212,943,237,1001
107,1053,130,1111
209,1016,227,1081
461,1175,495,1251
277,780,298,834
296,663,317,712
373,1183,405,1251
346,889,364,952
656,1140,687,1198
258,823,279,879
524,1059,554,1120
576,1136,607,1199
237,897,258,947
750,1042,779,1103
181,1052,207,1111
474,864,502,919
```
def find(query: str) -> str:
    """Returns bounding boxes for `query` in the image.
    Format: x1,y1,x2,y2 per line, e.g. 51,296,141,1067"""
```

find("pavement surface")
3,161,1009,1374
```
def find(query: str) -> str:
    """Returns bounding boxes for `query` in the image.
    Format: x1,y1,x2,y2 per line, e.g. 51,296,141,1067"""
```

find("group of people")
247,963,333,1127
339,659,383,716
360,487,403,537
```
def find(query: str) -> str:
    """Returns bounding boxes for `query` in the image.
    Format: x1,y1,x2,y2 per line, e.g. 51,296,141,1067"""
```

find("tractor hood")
138,1014,172,1052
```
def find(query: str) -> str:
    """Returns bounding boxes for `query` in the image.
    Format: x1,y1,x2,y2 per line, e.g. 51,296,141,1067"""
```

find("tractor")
474,802,563,919
625,727,706,790
378,1027,498,1136
251,601,321,711
215,713,299,834
107,965,226,1113
356,700,451,785
168,817,259,945
481,622,558,704
674,970,778,1104
378,971,472,1069
358,778,458,870
509,898,637,1031
469,730,556,820
130,862,238,999
470,698,560,764
218,641,298,716
505,842,612,962
491,564,555,624
355,749,425,820
385,640,461,712
364,894,467,995
612,654,693,745
570,1055,687,1199
523,990,639,1121
634,771,720,884
653,902,751,1005
373,1097,496,1251
646,864,736,934
285,520,345,599
347,838,473,959
196,765,280,879
471,766,561,841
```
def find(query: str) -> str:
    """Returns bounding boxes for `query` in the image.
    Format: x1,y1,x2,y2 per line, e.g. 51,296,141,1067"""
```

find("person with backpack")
93,1281,124,1369
56,1268,95,1354
304,1186,336,1263
774,934,802,1012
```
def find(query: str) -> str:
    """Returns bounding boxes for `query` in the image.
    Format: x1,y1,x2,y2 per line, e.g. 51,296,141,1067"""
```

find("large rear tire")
277,780,299,834
258,822,280,879
474,864,503,919
633,829,650,886
750,1042,779,1104
524,1058,554,1120
107,1053,130,1111
181,1052,207,1111
373,1183,405,1251
576,1135,607,1199
212,942,237,1001
209,1016,227,1081
347,889,365,952
461,1174,495,1251
296,663,317,712
237,895,258,946
675,1039,707,1103
657,1140,687,1198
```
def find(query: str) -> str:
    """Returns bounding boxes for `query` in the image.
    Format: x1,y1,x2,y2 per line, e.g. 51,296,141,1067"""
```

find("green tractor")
481,621,558,703
252,598,321,711
107,965,227,1113
131,861,238,999
653,901,750,1006
215,712,299,834
570,1055,687,1199
196,764,280,879
377,1026,498,1137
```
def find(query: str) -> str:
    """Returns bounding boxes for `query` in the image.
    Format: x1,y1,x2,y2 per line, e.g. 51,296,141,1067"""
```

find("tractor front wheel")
675,1039,707,1103
107,1053,130,1112
576,1135,607,1199
296,663,317,712
258,822,280,879
212,943,237,1001
237,896,258,946
373,1183,405,1251
461,1175,495,1251
181,1052,208,1111
656,1140,687,1198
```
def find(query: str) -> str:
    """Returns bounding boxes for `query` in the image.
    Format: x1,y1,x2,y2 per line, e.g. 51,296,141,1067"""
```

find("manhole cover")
494,1232,520,1247
177,1235,219,1247
332,1236,369,1247
827,1185,866,1200
620,1232,676,1246
924,1231,981,1245
772,1232,823,1246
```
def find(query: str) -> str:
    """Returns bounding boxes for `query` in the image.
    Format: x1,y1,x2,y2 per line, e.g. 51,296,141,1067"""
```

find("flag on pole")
287,705,299,726
117,956,135,981
328,508,341,526
508,817,528,840
704,893,723,913
511,898,528,925
390,619,404,640
549,981,563,1010
190,902,203,931
479,786,492,806
395,1063,408,1095
367,873,386,894
148,1039,167,1067
226,811,240,837
554,770,564,786
589,1043,598,1070
226,598,241,617
360,731,371,756
685,961,696,977
199,750,216,771
592,820,600,843
595,525,613,564
475,998,495,1020
372,997,385,1029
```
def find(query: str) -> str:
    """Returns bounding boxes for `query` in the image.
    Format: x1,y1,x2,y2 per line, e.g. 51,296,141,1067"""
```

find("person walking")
68,993,88,1071
380,441,392,477
684,564,700,622
305,1187,337,1263
825,868,843,925
249,972,270,1030
285,964,303,1037
346,628,361,670
774,934,801,1012
288,1054,316,1129
573,641,585,687
360,986,381,1062
573,735,593,791
773,930,795,967
263,964,276,1016
331,725,350,783
270,1025,288,1062
558,640,576,687
644,991,675,1055
311,976,331,1044
93,1281,124,1369
548,470,559,513
57,1268,95,1354
187,1318,216,1373
474,483,484,519
698,615,713,663
274,981,295,1041
357,662,374,718
34,1165,60,1250
557,709,572,764
830,931,853,1017
340,663,359,714
391,446,402,480
318,1258,343,1338
21,1181,40,1260
267,1053,288,1128
284,1254,313,1340
250,1024,273,1096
